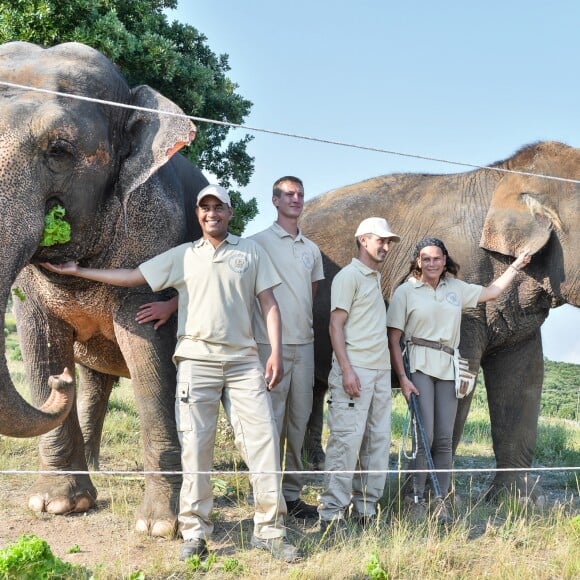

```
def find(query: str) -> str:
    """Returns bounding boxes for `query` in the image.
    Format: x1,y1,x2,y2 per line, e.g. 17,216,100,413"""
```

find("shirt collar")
270,221,304,241
409,276,448,289
193,232,240,248
351,257,379,276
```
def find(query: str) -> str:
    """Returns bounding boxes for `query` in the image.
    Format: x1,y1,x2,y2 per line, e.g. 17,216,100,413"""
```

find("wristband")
509,264,520,272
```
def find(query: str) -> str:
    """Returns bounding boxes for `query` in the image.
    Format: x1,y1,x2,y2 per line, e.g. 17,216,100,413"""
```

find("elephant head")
480,142,580,309
0,41,197,436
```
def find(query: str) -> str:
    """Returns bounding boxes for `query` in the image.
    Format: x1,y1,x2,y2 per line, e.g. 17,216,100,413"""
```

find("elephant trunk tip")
40,367,75,417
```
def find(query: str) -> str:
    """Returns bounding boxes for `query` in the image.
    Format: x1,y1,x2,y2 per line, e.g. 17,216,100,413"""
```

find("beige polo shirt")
139,234,280,362
386,276,483,380
251,222,324,345
331,258,389,370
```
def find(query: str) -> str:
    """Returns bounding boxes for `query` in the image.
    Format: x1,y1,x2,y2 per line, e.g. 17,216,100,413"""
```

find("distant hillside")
542,358,579,420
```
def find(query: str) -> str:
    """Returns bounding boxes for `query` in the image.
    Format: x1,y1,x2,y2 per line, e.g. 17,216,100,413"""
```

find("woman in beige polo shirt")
387,237,531,523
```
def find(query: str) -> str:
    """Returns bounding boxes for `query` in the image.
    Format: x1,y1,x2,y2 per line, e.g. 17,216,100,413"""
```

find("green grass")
1,312,579,578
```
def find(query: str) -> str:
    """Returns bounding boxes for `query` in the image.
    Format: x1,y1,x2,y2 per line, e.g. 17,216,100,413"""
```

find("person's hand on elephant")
511,248,532,271
478,247,533,303
136,298,177,330
40,261,79,275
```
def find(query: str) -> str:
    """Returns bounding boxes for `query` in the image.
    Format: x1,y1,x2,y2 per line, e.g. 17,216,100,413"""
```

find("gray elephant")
300,141,579,502
0,41,208,536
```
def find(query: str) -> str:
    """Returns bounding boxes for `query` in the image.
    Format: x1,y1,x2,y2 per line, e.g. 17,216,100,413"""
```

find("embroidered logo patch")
445,291,460,306
301,251,314,269
229,252,249,274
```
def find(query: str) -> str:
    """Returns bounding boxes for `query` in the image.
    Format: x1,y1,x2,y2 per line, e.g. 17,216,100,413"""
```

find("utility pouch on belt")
453,352,476,399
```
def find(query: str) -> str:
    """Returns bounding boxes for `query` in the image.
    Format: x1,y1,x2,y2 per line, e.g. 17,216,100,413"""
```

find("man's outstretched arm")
40,261,146,287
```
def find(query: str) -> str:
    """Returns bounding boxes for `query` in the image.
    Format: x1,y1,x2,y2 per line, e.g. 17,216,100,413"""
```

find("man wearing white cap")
318,216,400,533
41,184,301,563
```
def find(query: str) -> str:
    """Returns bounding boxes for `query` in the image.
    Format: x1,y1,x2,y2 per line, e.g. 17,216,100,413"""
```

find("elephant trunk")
0,238,75,437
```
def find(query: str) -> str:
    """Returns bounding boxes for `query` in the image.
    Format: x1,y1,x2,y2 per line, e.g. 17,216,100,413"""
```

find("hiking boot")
286,498,319,519
250,535,302,563
404,496,428,523
179,538,208,561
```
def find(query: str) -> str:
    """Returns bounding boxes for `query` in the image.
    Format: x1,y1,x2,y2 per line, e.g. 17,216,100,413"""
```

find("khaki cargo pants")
176,358,287,541
318,361,392,521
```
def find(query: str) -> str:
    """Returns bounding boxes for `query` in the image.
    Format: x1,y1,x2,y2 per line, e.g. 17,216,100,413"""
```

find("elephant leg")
76,365,117,470
481,331,546,505
114,301,181,538
303,377,327,469
13,300,97,514
453,388,478,456
453,314,487,454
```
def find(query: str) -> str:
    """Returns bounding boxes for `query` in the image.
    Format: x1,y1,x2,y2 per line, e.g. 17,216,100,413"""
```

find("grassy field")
1,312,579,578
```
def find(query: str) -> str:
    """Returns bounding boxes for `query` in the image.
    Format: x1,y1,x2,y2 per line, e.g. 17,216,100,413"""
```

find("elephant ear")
116,85,197,197
480,173,560,257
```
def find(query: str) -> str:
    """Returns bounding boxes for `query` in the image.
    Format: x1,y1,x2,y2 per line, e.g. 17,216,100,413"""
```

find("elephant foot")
484,472,546,507
135,497,178,538
135,516,177,538
28,473,97,514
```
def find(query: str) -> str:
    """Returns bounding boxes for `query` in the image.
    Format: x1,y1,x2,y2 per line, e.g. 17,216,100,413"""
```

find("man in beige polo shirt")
41,185,301,563
317,217,400,533
249,176,324,519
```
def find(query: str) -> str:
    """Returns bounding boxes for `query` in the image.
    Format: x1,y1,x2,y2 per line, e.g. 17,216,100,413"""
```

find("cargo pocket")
327,399,356,435
175,381,192,432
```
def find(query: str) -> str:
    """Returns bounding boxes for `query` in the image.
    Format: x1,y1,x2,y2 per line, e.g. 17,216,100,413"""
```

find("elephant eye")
46,139,75,172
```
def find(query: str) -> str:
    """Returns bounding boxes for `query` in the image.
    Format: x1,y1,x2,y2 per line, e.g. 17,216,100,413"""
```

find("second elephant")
301,141,579,502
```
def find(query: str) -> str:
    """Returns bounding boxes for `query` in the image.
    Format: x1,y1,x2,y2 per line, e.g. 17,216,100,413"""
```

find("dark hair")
402,237,460,283
273,176,304,197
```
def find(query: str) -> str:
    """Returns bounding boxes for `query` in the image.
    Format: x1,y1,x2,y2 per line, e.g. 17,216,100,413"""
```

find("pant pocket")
176,381,192,432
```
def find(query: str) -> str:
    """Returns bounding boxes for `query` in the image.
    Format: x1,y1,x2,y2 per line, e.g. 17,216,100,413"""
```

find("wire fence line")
0,466,578,477
1,79,580,186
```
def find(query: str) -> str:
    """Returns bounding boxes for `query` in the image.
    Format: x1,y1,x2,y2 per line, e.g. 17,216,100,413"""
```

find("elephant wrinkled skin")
0,42,208,536
301,141,579,503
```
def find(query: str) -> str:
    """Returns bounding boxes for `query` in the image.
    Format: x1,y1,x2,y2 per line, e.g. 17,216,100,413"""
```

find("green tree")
0,0,257,233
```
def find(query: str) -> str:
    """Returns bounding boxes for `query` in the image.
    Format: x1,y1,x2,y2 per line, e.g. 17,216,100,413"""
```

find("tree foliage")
541,359,580,421
0,0,257,233
473,359,579,422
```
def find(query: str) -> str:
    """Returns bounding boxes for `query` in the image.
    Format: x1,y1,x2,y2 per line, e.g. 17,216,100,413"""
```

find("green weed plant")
0,534,90,579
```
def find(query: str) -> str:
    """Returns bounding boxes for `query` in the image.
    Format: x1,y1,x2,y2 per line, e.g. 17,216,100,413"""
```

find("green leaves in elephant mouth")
40,204,71,247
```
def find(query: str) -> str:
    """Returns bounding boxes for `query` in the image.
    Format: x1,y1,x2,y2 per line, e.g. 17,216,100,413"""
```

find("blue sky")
167,2,579,363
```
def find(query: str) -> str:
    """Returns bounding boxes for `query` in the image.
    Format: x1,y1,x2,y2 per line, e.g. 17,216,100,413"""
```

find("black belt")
409,336,454,356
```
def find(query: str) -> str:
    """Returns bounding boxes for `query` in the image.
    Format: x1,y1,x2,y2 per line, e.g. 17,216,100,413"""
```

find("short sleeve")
459,281,484,309
139,244,188,292
386,284,408,331
253,242,282,296
330,268,357,313
311,246,325,283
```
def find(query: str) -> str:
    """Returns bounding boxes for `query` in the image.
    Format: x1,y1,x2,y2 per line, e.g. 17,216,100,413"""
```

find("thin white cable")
0,466,578,477
1,80,579,185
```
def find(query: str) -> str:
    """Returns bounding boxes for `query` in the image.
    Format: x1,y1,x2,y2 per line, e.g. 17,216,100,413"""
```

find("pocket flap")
177,382,189,400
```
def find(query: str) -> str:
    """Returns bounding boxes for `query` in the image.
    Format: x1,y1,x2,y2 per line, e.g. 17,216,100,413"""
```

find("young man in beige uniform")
318,217,400,533
41,185,301,563
250,176,324,519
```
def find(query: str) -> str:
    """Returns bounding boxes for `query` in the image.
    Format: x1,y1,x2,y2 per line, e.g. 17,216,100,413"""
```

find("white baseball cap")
197,184,231,206
354,217,400,242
